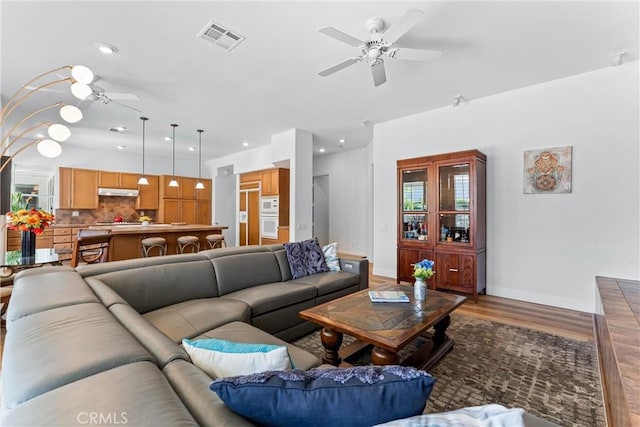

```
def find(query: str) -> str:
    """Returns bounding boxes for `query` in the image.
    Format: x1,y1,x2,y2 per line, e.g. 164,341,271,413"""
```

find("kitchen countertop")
86,224,228,234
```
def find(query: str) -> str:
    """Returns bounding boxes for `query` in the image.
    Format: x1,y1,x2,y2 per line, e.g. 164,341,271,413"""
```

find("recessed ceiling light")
242,141,249,147
319,148,326,153
116,145,125,150
35,133,45,139
188,146,196,151
109,126,128,134
165,136,173,141
95,42,118,55
339,139,345,144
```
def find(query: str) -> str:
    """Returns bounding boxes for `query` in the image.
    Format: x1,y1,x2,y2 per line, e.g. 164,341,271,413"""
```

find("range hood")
98,188,139,197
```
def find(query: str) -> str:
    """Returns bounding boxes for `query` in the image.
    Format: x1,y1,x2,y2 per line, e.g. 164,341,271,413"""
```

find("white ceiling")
1,1,638,163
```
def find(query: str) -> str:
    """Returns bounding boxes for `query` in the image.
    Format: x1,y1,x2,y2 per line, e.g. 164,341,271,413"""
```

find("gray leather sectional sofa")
1,244,369,426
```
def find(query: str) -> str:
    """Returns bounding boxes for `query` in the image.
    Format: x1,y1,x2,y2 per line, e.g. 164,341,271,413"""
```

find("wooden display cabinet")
397,150,486,302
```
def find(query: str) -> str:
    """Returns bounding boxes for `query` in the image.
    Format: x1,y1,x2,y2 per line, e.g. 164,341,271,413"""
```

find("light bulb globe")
71,82,92,100
60,105,83,123
137,176,149,185
37,139,62,158
71,65,94,84
48,123,71,142
195,182,205,190
168,179,179,187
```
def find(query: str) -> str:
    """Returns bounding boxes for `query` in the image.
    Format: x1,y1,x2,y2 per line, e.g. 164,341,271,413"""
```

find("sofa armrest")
339,258,369,290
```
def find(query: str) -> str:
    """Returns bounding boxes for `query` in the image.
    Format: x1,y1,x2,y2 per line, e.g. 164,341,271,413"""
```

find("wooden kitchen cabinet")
158,175,212,223
98,171,139,189
6,229,53,251
59,167,99,209
261,170,278,196
137,175,159,210
397,150,486,302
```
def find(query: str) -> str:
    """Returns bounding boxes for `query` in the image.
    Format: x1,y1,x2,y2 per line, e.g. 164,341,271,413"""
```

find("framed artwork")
523,146,572,194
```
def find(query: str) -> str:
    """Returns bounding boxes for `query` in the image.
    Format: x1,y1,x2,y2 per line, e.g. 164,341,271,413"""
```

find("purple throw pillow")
284,238,330,279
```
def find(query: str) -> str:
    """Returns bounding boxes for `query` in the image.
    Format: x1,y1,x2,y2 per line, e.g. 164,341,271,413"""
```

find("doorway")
312,175,329,246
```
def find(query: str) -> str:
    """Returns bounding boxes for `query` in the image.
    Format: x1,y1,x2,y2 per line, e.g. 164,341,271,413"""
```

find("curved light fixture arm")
0,138,44,174
1,103,63,147
0,65,71,114
1,121,51,157
0,77,72,126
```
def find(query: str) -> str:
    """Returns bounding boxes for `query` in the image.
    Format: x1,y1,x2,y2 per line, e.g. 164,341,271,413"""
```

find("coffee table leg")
371,346,400,366
320,328,343,366
433,314,451,345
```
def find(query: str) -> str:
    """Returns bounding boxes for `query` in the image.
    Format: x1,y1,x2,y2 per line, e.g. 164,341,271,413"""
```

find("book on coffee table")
368,290,410,303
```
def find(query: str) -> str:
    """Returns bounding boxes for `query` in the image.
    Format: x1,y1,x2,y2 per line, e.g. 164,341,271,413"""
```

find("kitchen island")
87,224,228,261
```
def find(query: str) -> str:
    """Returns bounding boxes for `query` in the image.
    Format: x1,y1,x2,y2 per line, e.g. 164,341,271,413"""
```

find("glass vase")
414,277,427,301
21,230,37,260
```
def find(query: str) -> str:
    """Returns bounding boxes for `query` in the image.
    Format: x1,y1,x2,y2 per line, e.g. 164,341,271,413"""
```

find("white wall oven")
260,215,278,239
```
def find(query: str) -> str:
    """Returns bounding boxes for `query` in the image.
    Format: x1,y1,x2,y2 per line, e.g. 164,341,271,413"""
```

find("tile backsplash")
55,196,157,224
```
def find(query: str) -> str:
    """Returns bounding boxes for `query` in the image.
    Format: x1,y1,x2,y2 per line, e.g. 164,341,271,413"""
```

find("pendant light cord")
140,117,148,175
171,124,178,178
197,129,204,180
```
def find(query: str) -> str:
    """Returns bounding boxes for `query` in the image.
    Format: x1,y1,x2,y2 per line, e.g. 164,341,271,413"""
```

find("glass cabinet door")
401,169,428,241
439,164,471,243
402,169,426,211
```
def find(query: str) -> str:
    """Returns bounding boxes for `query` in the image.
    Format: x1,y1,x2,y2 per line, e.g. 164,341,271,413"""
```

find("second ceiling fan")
318,9,442,87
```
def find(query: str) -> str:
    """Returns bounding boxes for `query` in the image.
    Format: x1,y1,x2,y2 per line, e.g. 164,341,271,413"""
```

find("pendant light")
168,124,179,187
137,117,149,185
195,129,205,190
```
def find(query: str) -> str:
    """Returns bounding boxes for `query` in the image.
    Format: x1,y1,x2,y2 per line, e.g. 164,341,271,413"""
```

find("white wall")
213,168,236,246
314,147,370,256
373,62,639,313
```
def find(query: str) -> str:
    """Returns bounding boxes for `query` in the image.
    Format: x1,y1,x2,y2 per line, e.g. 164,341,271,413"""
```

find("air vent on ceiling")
197,20,245,52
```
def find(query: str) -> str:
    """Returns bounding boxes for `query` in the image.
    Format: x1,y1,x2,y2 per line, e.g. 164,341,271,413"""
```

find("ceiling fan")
84,84,141,113
25,75,141,112
318,9,442,87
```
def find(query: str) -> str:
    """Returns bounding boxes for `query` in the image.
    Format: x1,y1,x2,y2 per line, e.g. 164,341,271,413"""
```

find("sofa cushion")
209,365,435,427
182,338,292,378
194,321,320,371
0,361,199,427
2,303,154,412
290,271,360,296
162,359,256,427
222,281,316,316
109,303,189,368
6,268,100,323
212,252,283,295
91,259,219,314
143,298,251,343
283,238,330,279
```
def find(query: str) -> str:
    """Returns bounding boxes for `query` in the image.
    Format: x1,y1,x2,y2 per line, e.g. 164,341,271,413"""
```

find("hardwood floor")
371,274,595,342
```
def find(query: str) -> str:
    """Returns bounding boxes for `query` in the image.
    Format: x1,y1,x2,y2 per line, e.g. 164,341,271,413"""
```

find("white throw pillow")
182,338,292,379
322,242,341,271
373,404,525,427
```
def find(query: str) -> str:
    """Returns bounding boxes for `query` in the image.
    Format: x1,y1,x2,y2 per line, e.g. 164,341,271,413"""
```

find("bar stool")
141,237,167,257
206,234,226,249
177,235,200,254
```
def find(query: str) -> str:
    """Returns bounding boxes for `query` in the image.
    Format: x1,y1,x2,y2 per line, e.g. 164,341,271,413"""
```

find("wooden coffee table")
299,283,467,370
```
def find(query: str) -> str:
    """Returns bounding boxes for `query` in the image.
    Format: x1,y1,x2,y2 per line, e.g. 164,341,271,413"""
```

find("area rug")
293,313,605,427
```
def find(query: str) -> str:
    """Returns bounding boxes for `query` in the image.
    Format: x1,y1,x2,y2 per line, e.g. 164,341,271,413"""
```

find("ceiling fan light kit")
318,9,442,87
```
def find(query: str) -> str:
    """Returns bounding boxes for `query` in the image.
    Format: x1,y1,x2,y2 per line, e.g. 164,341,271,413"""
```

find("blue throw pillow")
284,238,330,279
209,365,435,427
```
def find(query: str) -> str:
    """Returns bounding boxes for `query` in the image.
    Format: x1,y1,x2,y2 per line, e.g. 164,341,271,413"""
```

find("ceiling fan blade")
109,99,141,113
371,60,387,87
318,57,360,77
390,48,442,62
382,8,425,44
319,26,365,47
103,92,140,101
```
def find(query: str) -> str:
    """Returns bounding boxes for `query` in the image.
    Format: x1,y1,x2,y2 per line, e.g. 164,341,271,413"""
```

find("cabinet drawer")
54,235,72,243
435,252,475,290
54,228,72,236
